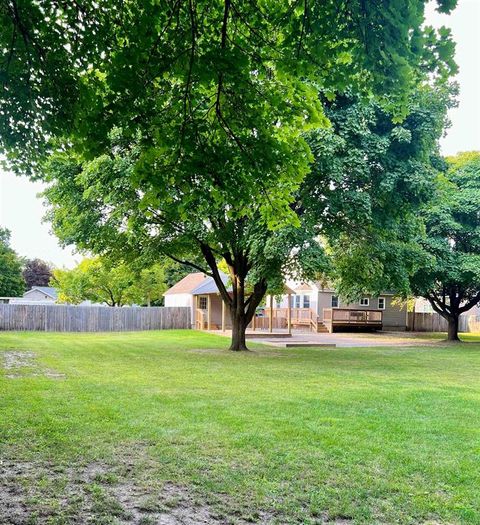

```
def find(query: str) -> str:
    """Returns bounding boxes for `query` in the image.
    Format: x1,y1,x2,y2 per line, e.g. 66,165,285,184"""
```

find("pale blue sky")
1,0,479,268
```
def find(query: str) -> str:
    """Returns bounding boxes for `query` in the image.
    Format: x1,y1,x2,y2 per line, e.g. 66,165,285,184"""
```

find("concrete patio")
214,330,439,348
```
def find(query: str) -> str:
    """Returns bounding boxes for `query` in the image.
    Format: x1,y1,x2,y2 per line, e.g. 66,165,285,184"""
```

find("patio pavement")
213,330,438,347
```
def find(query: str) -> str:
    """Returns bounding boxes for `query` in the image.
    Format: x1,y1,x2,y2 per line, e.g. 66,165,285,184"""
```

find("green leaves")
0,227,25,297
52,258,169,307
410,152,480,313
0,0,459,341
301,86,454,299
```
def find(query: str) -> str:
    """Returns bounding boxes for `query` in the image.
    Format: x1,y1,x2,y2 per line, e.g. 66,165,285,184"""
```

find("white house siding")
275,292,316,312
164,293,195,327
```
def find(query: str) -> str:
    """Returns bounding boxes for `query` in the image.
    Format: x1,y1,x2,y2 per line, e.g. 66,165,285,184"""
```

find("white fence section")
0,304,190,332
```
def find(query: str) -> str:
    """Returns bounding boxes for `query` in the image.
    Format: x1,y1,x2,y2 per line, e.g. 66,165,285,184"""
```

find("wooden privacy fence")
407,312,476,333
0,304,190,332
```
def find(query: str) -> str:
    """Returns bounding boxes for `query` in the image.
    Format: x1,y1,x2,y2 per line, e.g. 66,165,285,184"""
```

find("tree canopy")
52,258,169,307
0,227,25,297
0,0,458,349
23,258,53,290
409,151,480,341
302,83,456,300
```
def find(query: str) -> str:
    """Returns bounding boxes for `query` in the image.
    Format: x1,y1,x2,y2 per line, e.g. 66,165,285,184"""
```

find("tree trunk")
228,274,250,351
447,314,460,342
229,312,248,351
198,243,267,351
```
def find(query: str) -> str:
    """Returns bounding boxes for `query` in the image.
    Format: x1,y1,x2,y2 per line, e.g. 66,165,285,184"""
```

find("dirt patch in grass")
1,350,65,379
0,458,274,525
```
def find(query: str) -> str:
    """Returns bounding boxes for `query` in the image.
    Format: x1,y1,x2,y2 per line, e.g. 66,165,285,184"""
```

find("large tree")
0,0,457,349
0,228,25,297
409,152,480,341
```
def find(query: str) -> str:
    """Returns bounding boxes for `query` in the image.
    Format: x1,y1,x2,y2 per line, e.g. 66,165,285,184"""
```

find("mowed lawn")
1,331,480,524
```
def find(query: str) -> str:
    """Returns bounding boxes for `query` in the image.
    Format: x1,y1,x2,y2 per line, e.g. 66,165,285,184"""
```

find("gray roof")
25,287,58,299
192,272,231,295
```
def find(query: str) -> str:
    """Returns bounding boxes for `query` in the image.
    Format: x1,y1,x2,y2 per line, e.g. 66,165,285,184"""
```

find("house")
164,272,408,332
274,282,408,331
10,287,58,305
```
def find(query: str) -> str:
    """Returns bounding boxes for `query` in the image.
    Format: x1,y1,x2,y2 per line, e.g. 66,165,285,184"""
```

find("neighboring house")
275,282,408,331
10,287,58,305
164,272,230,329
3,287,108,307
165,273,408,332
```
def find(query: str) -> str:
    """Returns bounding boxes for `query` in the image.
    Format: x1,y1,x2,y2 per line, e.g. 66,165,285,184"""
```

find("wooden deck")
196,306,383,333
323,308,383,332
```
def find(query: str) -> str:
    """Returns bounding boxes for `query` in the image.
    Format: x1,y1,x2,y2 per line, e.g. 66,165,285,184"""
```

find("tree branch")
199,243,232,306
164,253,212,276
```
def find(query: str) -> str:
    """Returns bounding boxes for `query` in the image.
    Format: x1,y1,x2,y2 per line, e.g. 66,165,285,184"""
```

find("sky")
0,0,479,269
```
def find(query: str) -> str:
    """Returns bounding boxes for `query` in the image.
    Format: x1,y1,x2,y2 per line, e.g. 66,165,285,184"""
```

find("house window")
199,297,208,310
294,295,301,308
360,297,370,307
303,295,310,309
331,296,339,308
378,297,386,310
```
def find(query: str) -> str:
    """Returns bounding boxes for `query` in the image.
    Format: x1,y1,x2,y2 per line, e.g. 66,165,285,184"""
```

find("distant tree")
23,258,52,290
0,228,25,297
52,258,136,307
300,84,455,299
129,264,169,306
409,152,480,341
52,258,169,307
164,261,192,289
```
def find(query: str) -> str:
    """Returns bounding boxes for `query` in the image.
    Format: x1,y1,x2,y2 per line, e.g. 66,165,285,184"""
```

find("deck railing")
323,308,383,325
249,308,318,331
195,308,207,330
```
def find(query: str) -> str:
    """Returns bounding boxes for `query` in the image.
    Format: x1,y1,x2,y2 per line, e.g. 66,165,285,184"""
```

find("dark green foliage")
409,152,480,340
301,85,455,300
0,227,25,297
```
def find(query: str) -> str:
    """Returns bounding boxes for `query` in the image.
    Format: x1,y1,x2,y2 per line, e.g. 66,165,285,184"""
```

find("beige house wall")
317,291,407,330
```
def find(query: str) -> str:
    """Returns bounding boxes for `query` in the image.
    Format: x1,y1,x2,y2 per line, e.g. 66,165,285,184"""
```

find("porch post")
221,297,225,332
195,295,199,330
207,295,212,331
269,295,273,333
287,293,292,335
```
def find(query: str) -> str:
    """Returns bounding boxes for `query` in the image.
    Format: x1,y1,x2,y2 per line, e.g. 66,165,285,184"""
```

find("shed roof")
163,273,208,295
192,272,230,295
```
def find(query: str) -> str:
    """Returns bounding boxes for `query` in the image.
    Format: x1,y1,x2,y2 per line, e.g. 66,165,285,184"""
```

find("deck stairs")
291,309,330,333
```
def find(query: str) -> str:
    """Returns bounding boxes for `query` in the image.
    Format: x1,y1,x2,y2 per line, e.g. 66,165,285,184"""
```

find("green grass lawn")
1,330,480,524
